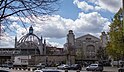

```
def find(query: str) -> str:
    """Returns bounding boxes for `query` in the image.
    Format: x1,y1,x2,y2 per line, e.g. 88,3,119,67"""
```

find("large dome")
15,26,44,55
17,26,41,49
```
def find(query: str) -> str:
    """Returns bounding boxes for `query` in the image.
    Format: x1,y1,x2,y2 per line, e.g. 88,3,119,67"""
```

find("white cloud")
74,12,110,37
96,0,121,13
73,0,121,13
1,11,110,48
73,0,94,12
0,33,14,48
1,0,116,48
88,0,121,13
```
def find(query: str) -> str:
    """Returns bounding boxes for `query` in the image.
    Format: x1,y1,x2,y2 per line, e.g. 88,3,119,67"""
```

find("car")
57,64,70,70
36,63,46,68
86,64,103,71
34,70,42,72
118,67,124,72
34,69,61,72
69,64,82,70
0,70,10,72
33,63,46,70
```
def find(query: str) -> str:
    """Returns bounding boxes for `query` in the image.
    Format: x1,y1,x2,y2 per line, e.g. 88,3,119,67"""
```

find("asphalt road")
0,67,118,72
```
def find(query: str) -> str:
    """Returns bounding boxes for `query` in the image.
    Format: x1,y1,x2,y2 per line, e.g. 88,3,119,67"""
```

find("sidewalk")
104,67,118,72
82,67,118,72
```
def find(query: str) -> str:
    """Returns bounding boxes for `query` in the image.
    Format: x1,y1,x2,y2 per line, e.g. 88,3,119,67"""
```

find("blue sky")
0,0,122,48
57,0,81,20
58,0,114,20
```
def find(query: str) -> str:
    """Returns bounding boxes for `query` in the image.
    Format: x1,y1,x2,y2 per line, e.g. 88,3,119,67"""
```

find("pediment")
76,34,100,41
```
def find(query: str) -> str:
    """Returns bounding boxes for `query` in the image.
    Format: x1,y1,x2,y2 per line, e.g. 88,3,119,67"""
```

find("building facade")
75,34,101,61
65,30,108,63
0,26,75,67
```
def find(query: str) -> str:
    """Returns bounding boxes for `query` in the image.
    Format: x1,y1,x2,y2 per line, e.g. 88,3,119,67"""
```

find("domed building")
15,26,45,55
12,26,47,66
0,26,76,67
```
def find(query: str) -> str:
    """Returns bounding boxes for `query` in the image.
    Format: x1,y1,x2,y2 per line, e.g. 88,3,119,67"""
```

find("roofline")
76,34,100,40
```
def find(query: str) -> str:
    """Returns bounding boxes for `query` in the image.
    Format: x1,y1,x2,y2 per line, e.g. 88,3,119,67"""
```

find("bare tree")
0,0,60,33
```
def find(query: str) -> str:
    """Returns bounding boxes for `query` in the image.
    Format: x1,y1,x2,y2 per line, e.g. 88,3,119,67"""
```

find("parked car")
36,63,46,68
86,64,103,71
118,67,124,72
34,69,61,72
69,64,82,70
57,64,70,70
118,61,124,72
34,69,42,72
33,63,46,70
0,70,10,72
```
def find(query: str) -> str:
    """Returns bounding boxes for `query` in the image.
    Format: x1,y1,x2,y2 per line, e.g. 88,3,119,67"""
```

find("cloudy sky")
0,0,122,48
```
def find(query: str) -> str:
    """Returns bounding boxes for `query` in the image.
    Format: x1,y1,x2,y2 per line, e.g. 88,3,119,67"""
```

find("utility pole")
0,20,2,40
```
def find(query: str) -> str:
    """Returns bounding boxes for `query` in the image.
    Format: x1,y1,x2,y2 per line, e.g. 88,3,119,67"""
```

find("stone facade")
66,30,108,62
100,32,108,48
33,55,75,66
75,34,101,61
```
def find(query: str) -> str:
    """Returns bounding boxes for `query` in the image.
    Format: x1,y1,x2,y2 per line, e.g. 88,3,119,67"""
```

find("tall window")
86,45,95,59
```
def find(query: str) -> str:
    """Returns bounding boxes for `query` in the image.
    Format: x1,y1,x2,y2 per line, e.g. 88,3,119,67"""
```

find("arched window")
86,45,95,52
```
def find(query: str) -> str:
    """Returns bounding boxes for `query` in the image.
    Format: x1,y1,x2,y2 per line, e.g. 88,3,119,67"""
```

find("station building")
0,26,75,66
0,26,108,66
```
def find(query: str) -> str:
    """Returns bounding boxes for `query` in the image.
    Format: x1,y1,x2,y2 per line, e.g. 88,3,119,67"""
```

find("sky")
0,0,122,48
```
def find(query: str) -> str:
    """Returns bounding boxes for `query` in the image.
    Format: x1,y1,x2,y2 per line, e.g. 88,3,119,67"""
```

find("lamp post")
45,55,48,66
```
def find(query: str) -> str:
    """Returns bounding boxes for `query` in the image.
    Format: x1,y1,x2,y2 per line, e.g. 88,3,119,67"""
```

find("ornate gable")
76,34,100,42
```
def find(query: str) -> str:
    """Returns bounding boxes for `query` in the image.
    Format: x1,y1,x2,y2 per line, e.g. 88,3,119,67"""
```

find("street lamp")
45,56,48,66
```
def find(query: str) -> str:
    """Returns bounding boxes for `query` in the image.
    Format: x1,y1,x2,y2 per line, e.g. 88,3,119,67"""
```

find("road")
0,67,118,72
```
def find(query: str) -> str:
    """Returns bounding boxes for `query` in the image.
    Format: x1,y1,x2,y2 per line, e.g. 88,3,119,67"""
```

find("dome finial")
29,26,33,34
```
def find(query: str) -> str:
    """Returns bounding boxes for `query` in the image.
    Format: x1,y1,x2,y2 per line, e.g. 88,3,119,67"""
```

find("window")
86,38,91,40
21,59,27,63
86,45,95,52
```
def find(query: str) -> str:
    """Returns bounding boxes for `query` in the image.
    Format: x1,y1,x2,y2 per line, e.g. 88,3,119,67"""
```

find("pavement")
81,67,118,72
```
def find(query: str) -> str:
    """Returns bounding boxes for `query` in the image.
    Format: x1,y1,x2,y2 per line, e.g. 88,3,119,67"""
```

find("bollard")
19,68,21,70
12,67,14,69
76,70,80,72
15,67,17,70
17,68,20,70
65,69,68,72
28,68,30,71
30,68,33,71
23,68,26,70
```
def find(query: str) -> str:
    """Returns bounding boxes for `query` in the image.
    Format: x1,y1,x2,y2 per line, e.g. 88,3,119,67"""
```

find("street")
0,67,118,72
